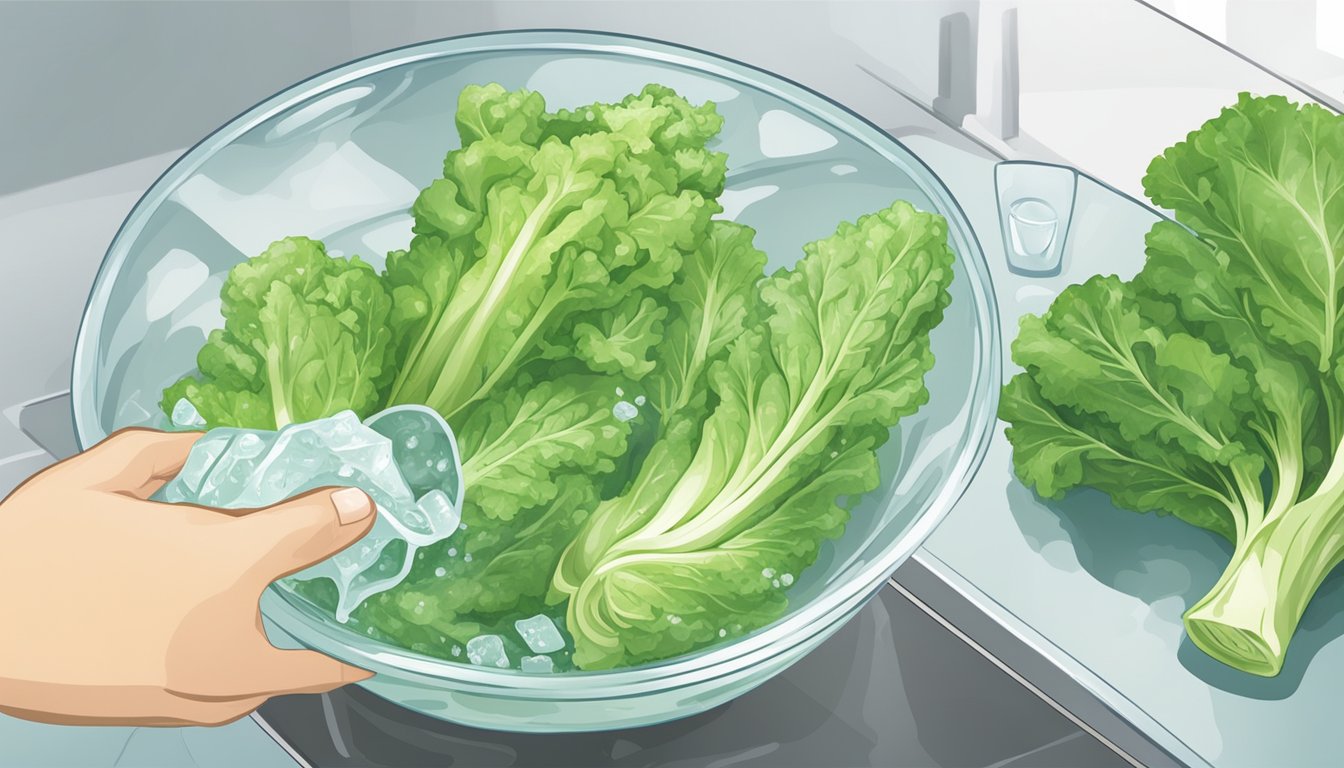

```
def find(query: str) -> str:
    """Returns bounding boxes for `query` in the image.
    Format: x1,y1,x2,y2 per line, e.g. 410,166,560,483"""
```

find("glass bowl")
71,30,1000,732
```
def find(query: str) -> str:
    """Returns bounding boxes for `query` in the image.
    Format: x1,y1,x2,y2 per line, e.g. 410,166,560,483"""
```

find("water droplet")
405,435,419,450
613,401,639,422
780,573,794,587
634,395,646,406
435,567,447,577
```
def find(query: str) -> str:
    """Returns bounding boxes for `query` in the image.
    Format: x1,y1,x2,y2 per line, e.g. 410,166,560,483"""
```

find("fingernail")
331,488,373,525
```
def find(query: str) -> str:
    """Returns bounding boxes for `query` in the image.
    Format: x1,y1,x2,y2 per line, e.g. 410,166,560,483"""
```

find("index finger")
81,428,204,498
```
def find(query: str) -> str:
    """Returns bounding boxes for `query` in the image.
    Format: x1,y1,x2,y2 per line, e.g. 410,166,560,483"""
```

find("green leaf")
550,417,700,600
563,201,955,668
1012,276,1256,468
457,376,631,522
1143,93,1344,377
1000,375,1239,540
570,430,877,669
649,220,768,421
386,83,729,418
386,134,629,417
1137,220,1328,497
571,296,668,379
455,83,545,146
161,237,394,429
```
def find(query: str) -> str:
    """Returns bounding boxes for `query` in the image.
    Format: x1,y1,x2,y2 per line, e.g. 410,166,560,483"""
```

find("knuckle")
199,706,257,727
100,427,161,454
107,426,157,444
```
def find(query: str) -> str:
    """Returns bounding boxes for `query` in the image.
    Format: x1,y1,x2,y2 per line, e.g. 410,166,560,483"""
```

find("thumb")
233,487,376,582
234,648,373,699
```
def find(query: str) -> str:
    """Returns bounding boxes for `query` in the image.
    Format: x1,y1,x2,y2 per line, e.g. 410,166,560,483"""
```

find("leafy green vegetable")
558,201,955,669
162,236,395,429
550,220,768,599
456,376,631,523
163,80,957,674
1001,93,1344,677
383,84,725,420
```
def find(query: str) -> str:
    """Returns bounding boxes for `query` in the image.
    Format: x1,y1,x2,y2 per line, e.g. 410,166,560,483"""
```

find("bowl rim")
72,28,1002,690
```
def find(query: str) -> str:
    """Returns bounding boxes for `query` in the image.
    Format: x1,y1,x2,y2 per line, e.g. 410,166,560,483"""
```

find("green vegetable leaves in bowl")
557,202,954,669
71,31,997,731
1001,93,1344,678
159,78,957,672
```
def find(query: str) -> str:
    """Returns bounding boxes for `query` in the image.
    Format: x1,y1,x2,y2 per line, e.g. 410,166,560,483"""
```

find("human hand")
0,428,376,726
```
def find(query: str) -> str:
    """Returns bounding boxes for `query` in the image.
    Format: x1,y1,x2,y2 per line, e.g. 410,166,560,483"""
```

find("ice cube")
466,635,510,668
406,489,460,540
520,655,554,674
170,398,207,429
232,433,266,459
514,614,565,654
153,406,463,623
612,401,639,422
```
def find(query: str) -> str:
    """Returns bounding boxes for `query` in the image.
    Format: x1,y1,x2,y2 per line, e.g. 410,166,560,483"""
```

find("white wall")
0,1,362,196
0,0,1329,201
1149,0,1344,107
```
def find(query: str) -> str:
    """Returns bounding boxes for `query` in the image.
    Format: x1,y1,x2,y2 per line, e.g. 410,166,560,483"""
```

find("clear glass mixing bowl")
71,31,1000,732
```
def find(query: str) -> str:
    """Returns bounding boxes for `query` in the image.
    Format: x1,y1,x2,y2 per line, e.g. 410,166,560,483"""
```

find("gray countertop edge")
895,552,1198,768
